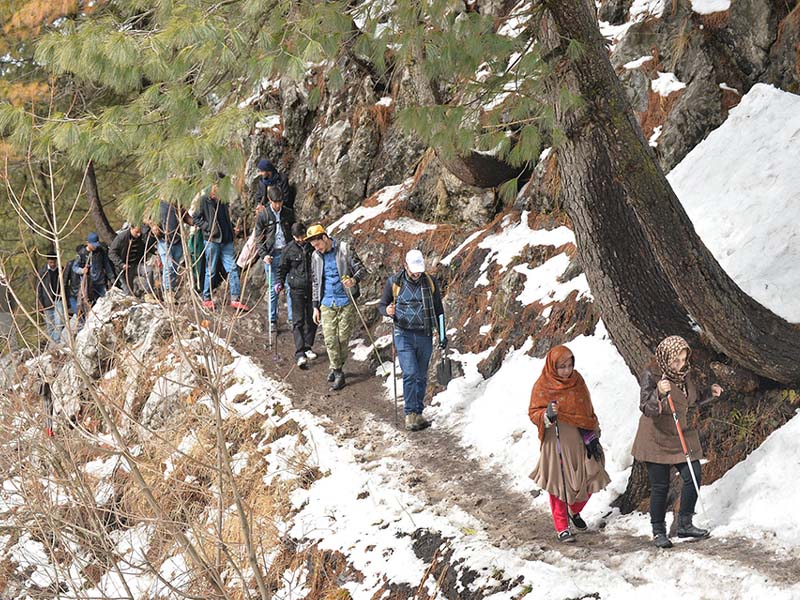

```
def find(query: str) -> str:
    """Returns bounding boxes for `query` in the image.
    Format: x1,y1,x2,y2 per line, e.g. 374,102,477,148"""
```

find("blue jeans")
203,241,240,301
43,304,65,343
394,328,433,415
158,240,183,292
263,250,292,323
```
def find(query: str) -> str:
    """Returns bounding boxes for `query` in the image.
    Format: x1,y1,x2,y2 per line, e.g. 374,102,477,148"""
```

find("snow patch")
651,71,687,96
691,0,731,15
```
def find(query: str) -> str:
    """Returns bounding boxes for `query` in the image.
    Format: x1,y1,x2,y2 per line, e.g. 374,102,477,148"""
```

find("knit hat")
257,159,274,172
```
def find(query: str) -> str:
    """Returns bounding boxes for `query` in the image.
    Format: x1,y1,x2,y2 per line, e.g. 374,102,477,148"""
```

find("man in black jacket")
276,223,317,368
254,185,294,327
73,233,115,306
37,253,64,343
253,158,293,211
193,182,248,311
109,224,155,297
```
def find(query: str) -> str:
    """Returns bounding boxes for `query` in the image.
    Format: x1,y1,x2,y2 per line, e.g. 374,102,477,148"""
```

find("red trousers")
549,493,590,532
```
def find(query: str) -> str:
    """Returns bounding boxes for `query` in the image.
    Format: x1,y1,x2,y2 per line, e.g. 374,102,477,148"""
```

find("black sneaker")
557,529,576,543
327,370,336,383
570,513,588,531
653,532,673,548
331,370,346,391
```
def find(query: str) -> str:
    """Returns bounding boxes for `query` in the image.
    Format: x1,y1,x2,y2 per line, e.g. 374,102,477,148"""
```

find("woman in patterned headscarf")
529,345,610,543
632,336,723,548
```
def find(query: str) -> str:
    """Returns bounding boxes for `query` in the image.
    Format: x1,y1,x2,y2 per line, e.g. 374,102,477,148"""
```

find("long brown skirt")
530,421,611,505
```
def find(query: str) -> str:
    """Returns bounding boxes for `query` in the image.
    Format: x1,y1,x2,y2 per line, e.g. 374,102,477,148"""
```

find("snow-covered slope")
427,83,800,556
669,84,800,323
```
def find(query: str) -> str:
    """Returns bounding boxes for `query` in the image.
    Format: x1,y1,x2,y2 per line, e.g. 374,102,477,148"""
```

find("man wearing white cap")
378,249,446,431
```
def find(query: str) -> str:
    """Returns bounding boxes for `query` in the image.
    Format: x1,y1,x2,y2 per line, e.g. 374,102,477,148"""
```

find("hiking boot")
296,356,308,368
405,414,417,431
652,523,673,548
331,369,346,391
677,514,710,539
557,529,576,543
414,413,429,431
570,513,588,531
327,370,336,383
305,350,318,360
230,300,250,311
202,299,215,310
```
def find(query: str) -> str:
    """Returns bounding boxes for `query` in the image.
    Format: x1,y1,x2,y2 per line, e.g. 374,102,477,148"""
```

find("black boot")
652,522,673,549
327,370,336,383
331,369,346,391
677,514,710,539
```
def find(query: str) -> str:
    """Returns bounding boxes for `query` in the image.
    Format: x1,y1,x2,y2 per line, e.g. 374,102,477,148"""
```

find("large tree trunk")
543,0,800,384
84,160,116,244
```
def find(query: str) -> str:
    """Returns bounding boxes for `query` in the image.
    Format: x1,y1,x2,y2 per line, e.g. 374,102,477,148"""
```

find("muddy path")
226,307,798,586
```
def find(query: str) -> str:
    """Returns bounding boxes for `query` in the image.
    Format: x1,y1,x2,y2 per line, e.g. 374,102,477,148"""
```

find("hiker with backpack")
72,233,115,306
192,181,249,311
378,250,446,431
254,185,295,329
528,345,610,543
307,224,367,391
276,222,317,368
631,335,723,548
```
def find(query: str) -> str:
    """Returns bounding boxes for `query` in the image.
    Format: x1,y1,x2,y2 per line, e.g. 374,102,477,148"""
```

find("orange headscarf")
528,345,599,442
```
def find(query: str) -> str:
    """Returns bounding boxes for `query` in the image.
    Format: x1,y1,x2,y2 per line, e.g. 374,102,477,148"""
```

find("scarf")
655,335,691,394
528,345,599,442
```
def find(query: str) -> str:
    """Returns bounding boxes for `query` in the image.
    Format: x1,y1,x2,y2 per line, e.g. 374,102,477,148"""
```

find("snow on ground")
329,179,413,233
668,84,800,322
691,0,731,15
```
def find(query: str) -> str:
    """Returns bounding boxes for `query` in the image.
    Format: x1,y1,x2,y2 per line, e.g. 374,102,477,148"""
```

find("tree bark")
543,0,800,383
443,151,525,188
84,160,116,244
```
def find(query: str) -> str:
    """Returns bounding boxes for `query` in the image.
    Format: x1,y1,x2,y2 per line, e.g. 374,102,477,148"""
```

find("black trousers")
645,460,701,524
290,289,317,358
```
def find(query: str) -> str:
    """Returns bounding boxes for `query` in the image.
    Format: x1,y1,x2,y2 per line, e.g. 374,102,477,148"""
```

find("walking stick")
267,262,274,355
344,282,388,376
391,321,398,428
552,405,573,526
666,392,707,518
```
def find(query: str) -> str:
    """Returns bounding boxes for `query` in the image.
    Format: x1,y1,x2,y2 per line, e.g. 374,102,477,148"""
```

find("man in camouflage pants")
306,224,367,391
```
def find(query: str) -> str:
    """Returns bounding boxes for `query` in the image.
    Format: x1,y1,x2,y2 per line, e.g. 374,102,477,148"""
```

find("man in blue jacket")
307,224,367,391
378,250,446,431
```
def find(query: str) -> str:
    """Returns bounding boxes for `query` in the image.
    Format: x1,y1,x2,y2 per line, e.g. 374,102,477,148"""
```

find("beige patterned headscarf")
656,335,691,389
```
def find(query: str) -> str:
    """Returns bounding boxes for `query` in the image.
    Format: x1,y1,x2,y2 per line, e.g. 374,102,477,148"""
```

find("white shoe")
305,350,318,360
296,356,307,367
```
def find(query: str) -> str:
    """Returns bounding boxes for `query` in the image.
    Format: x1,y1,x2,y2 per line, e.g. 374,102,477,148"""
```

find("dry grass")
699,9,730,30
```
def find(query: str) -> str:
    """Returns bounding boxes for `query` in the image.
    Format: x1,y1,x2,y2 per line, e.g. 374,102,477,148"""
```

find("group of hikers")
529,336,723,547
35,159,446,432
34,158,723,546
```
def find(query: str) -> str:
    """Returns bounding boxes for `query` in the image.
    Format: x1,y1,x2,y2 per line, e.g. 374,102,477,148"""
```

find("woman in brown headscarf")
529,345,610,543
631,335,723,549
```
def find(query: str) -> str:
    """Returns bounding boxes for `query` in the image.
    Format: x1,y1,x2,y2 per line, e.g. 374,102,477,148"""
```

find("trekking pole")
344,282,388,376
391,321,398,428
666,392,707,518
267,262,274,354
552,403,573,525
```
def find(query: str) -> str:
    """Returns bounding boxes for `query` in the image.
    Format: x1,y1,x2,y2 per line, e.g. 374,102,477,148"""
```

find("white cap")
405,249,425,274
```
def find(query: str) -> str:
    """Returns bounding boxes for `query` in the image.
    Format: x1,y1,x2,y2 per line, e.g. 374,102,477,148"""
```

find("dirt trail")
229,309,798,586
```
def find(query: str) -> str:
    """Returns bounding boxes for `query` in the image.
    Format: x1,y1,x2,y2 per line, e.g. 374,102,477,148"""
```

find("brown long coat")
631,366,704,464
530,421,610,504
